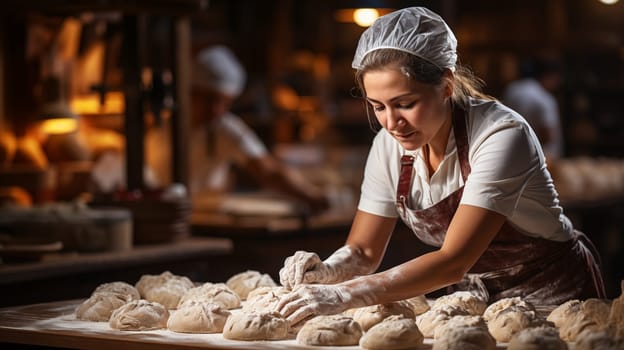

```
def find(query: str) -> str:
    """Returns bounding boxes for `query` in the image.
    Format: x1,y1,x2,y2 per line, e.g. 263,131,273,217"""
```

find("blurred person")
502,56,564,160
177,45,329,213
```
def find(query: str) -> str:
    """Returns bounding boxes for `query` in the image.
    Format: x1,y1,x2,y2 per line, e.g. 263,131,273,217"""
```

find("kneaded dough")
167,300,231,333
574,330,624,350
242,286,289,313
178,283,241,309
433,315,487,340
109,299,169,331
359,315,424,350
547,299,580,328
432,325,496,350
94,281,141,300
222,310,288,341
226,270,277,300
609,280,624,339
416,305,468,338
403,295,430,315
487,305,552,342
432,291,487,316
76,292,136,321
507,326,568,350
483,297,536,322
553,298,611,342
76,281,140,321
135,271,194,309
297,314,363,346
352,300,415,331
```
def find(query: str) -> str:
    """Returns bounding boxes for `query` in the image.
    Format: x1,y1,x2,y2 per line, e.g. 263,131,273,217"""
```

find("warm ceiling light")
38,101,79,134
598,0,619,4
71,92,125,115
40,117,78,135
334,1,393,27
353,8,379,27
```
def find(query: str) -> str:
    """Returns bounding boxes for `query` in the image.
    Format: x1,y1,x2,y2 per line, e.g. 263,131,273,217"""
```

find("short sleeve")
461,118,543,217
358,131,401,218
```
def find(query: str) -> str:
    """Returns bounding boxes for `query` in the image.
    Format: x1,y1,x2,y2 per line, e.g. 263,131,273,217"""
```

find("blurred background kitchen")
1,0,623,306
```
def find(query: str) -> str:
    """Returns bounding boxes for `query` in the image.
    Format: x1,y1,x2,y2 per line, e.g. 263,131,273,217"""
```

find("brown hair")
353,49,494,109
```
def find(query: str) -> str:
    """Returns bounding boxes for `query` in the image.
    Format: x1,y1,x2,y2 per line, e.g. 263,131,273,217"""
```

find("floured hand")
279,251,324,289
279,246,369,289
275,284,354,327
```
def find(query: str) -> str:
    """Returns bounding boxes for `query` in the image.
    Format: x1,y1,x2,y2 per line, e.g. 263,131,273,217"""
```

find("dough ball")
178,283,241,309
135,271,191,296
226,270,277,300
433,291,487,316
109,299,169,331
94,281,141,300
359,315,424,350
432,325,496,350
507,326,568,350
555,298,611,342
433,315,487,340
416,304,469,338
487,306,552,342
76,281,140,321
483,297,536,322
136,271,194,309
222,310,288,341
76,292,133,321
352,300,415,331
574,330,624,350
296,314,363,346
609,280,624,339
242,286,289,313
547,299,581,328
403,295,430,315
167,300,231,333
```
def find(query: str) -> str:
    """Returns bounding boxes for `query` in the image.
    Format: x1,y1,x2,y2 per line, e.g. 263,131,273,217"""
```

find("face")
363,67,452,151
191,88,235,126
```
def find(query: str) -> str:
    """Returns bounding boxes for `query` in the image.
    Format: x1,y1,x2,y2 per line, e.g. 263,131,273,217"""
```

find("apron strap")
451,103,471,182
396,155,415,209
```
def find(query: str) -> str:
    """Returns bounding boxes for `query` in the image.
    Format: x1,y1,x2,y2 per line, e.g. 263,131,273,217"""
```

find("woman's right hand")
279,251,331,289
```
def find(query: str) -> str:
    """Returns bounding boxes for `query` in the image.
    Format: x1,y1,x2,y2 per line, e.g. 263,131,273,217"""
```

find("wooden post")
172,16,191,188
122,15,146,191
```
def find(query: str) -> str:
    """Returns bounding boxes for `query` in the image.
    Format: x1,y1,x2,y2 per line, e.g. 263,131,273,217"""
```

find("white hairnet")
194,45,246,97
352,7,457,71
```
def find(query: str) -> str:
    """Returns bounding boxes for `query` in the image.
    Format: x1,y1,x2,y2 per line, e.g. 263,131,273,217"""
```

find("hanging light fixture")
37,76,78,135
39,101,79,134
334,0,394,27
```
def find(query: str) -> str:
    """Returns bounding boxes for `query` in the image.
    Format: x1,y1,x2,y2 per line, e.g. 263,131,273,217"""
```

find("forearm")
340,250,465,308
321,245,377,283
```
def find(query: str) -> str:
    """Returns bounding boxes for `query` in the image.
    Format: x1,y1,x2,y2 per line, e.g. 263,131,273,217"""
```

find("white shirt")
189,112,267,194
358,98,573,242
502,78,563,158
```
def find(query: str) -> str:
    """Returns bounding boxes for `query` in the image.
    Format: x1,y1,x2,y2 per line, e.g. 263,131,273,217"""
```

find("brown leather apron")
395,104,606,305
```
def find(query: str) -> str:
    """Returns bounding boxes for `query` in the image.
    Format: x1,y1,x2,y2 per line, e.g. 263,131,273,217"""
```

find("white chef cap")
193,45,247,97
352,7,457,71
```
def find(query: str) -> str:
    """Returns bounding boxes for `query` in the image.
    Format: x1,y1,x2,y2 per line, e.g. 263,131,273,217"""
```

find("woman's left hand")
275,284,355,327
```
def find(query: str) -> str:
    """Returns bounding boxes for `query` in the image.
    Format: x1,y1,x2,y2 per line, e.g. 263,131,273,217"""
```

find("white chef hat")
352,7,457,71
193,45,247,97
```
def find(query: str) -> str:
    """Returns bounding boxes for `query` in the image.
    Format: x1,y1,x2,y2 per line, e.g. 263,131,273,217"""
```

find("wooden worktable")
0,300,301,350
0,299,510,350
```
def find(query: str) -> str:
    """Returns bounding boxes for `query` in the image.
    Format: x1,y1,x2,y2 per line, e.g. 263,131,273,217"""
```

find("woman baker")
276,6,605,327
